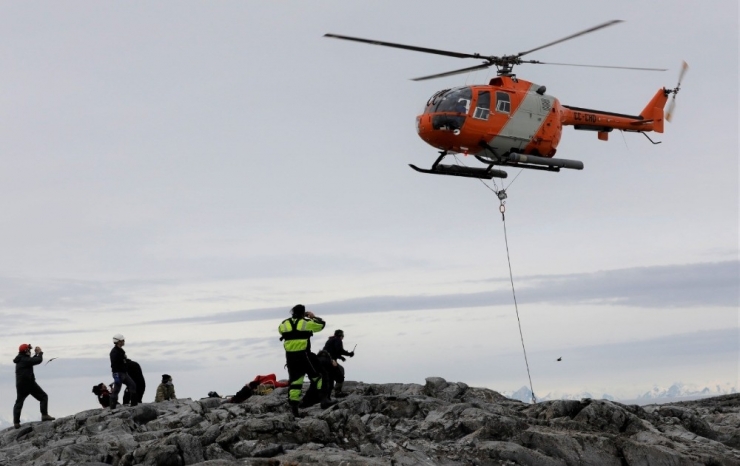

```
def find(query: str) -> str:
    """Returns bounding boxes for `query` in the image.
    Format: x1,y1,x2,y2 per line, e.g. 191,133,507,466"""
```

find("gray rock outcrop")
1,377,738,465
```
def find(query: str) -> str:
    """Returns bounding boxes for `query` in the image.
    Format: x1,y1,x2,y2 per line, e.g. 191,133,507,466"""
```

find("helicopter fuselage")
416,75,668,162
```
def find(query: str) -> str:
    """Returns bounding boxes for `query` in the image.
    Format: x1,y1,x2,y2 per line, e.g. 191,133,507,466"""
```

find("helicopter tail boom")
562,87,668,135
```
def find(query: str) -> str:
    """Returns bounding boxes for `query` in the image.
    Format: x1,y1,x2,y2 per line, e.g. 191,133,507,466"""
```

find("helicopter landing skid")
409,163,508,179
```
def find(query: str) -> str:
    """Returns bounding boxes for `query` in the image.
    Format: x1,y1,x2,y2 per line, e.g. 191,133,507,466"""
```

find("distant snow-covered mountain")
637,382,737,400
504,381,737,404
506,386,536,403
504,386,616,403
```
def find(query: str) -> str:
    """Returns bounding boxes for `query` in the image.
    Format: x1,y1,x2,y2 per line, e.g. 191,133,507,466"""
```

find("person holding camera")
12,343,55,429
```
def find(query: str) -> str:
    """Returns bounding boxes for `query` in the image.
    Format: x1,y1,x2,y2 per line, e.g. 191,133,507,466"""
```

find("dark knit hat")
291,304,306,317
162,374,171,383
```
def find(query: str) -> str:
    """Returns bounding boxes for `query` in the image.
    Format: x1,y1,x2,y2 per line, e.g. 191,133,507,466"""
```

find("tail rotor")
665,61,688,122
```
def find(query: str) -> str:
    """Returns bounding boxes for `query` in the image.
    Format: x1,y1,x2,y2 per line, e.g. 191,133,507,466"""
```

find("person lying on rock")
155,374,176,402
278,304,337,416
222,374,290,403
92,383,112,408
13,343,55,428
224,381,257,403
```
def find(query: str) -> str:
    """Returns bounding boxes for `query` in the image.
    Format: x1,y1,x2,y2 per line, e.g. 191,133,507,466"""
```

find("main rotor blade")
411,63,492,81
517,20,623,57
527,60,666,71
324,33,481,59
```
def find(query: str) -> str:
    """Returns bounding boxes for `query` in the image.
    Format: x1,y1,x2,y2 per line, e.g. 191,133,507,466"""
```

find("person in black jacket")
123,360,145,405
323,329,354,397
13,343,55,428
109,334,137,409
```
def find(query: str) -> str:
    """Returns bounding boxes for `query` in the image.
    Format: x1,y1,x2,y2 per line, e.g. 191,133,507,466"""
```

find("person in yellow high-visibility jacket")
278,304,336,416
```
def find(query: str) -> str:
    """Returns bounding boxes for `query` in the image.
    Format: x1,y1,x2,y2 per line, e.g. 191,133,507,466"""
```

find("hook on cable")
497,189,507,221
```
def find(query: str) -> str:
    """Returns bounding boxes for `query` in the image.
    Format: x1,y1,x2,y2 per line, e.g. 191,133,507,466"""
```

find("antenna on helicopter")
665,61,689,122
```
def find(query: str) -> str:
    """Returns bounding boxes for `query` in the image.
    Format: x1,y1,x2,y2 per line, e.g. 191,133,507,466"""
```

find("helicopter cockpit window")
433,87,472,114
473,91,491,120
496,92,511,114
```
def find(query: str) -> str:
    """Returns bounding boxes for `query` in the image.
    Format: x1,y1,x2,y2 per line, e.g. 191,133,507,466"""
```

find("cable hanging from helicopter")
451,150,535,402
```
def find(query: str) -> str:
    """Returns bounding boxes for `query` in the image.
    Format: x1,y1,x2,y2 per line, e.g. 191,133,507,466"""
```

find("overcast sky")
0,1,737,422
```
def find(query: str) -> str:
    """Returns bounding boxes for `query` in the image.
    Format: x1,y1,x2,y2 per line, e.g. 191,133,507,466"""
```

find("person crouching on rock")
109,334,137,409
278,304,336,416
155,374,176,402
323,329,354,398
13,343,55,429
92,383,111,408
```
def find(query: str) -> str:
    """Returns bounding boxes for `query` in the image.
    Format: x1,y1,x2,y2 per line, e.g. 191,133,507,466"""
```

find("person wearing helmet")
278,304,336,416
109,334,137,409
12,343,55,428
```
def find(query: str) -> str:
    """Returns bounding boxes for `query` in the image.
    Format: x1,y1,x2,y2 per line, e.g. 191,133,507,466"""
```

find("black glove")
339,356,346,362
349,351,355,358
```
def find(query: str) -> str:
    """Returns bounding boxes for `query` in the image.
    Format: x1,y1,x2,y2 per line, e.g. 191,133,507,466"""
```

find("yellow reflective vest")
278,317,325,352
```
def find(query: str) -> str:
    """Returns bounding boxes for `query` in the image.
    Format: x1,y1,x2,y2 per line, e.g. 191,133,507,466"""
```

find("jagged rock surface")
1,377,738,465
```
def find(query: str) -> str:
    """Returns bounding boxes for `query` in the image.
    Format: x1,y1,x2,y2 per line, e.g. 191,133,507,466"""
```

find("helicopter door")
473,91,491,120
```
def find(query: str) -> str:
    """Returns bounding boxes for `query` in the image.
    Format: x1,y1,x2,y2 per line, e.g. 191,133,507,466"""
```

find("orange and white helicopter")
326,21,687,180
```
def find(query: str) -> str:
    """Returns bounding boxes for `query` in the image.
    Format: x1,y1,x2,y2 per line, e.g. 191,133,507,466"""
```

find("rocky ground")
1,377,738,465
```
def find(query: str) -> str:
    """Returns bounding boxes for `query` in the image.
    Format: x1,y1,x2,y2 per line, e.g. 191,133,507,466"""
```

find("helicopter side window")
496,92,511,114
473,91,491,120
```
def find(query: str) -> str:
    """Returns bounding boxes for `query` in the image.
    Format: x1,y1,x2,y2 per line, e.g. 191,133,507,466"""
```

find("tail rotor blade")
666,61,688,123
676,60,689,87
665,98,676,122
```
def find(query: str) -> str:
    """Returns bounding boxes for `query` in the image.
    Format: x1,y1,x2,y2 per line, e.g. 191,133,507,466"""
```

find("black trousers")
286,351,322,404
123,388,144,405
13,378,48,423
110,372,136,405
329,363,345,385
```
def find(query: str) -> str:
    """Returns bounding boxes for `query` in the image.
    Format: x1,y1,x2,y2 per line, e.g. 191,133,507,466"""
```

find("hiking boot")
130,401,139,407
299,398,319,409
13,423,20,429
290,402,300,417
41,414,55,422
320,398,337,409
109,401,117,410
334,391,348,398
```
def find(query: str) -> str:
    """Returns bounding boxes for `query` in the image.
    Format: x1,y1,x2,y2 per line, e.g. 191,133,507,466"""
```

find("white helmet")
113,334,125,343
